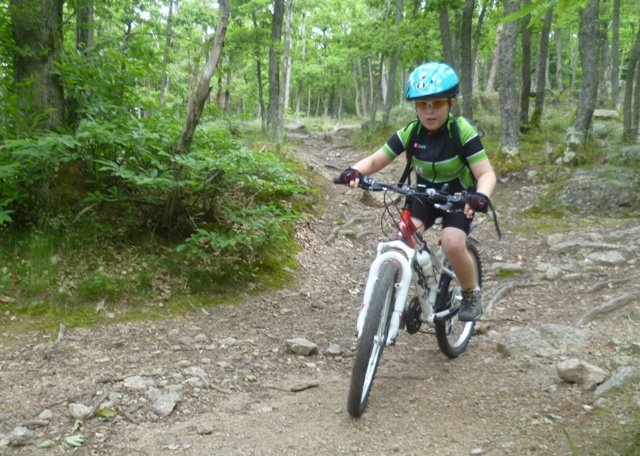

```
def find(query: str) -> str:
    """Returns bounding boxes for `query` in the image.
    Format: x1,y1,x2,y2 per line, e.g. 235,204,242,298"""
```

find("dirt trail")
1,127,638,456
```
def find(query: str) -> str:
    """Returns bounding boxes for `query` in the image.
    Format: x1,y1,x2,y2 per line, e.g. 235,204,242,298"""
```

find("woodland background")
0,0,639,322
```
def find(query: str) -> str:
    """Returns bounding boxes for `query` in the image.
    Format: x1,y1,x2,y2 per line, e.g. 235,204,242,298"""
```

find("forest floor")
1,126,639,455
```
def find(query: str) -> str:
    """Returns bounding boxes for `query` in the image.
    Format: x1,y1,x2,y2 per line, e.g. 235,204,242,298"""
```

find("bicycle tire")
435,241,482,359
346,261,399,417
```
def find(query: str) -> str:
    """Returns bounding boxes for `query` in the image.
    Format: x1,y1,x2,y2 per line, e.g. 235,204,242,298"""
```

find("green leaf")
94,407,118,418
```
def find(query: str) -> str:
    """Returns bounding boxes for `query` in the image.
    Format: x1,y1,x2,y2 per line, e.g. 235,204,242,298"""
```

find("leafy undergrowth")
0,117,325,333
0,227,301,333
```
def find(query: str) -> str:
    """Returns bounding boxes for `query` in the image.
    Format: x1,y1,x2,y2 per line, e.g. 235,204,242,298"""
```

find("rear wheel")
435,242,482,358
347,261,399,417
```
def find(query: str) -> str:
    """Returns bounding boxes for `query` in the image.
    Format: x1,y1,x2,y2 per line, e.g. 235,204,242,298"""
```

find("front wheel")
347,261,399,417
435,242,482,358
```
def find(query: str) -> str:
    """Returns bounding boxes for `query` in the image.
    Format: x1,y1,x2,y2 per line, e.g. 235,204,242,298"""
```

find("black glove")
467,192,489,213
338,167,362,185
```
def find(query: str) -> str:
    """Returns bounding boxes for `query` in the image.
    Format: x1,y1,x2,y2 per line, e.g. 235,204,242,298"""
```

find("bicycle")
334,175,485,417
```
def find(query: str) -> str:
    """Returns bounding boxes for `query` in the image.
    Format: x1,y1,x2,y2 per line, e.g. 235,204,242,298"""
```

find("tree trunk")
266,0,285,144
224,67,232,114
471,0,488,92
167,0,230,228
498,0,520,156
530,7,553,129
175,0,230,156
599,19,609,98
382,0,403,126
453,8,461,70
160,0,175,105
567,0,600,156
256,59,266,128
622,27,640,141
555,27,564,91
610,0,620,109
633,58,640,139
252,11,266,128
76,0,94,54
9,0,66,132
460,0,474,119
485,25,501,92
439,5,456,70
281,0,293,116
368,57,380,124
358,59,368,115
67,0,95,126
570,26,578,91
519,0,532,126
353,63,362,118
295,11,307,118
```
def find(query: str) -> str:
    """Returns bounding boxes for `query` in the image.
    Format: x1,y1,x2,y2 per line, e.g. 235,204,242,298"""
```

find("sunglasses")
415,99,450,110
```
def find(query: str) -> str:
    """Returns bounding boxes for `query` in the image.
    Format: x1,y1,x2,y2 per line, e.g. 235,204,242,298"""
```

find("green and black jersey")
382,114,487,192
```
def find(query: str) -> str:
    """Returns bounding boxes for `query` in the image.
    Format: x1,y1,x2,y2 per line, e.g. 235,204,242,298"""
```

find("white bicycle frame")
356,239,459,345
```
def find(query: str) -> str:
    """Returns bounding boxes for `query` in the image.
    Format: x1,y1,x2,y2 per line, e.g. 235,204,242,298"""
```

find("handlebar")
333,175,467,213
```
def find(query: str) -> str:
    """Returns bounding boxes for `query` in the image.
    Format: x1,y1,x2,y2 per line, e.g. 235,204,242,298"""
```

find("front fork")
357,241,414,345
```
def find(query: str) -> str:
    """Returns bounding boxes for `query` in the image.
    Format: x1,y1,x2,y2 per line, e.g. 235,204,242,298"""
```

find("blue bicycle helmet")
405,62,459,101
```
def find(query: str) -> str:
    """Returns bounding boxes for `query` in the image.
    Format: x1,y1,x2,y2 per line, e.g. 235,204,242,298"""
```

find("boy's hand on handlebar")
465,191,489,218
338,167,362,188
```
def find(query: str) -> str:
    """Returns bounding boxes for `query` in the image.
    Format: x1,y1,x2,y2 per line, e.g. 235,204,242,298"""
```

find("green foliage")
75,273,127,303
0,132,81,225
0,113,314,324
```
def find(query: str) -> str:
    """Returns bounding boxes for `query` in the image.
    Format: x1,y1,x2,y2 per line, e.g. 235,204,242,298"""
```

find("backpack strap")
398,120,420,187
450,116,476,187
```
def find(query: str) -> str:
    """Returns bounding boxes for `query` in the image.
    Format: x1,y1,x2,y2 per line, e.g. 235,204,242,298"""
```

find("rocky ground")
1,127,639,456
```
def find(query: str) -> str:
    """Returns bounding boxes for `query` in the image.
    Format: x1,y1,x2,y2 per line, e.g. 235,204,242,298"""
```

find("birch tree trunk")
566,0,600,158
266,0,285,144
530,7,553,129
498,0,520,156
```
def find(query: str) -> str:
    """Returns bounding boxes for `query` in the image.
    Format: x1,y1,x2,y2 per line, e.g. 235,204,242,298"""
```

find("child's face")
415,98,453,131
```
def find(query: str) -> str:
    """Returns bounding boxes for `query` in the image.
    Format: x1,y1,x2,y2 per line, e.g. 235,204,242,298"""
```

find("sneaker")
459,288,482,322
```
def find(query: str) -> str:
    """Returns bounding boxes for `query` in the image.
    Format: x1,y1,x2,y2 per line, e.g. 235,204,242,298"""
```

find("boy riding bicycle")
338,62,496,322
